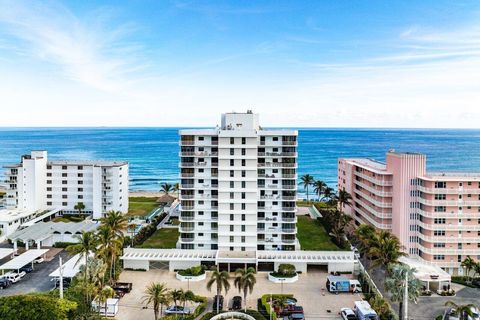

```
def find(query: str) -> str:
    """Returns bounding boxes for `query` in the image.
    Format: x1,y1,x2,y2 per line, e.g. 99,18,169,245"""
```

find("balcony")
258,163,297,168
417,209,480,218
354,171,393,187
180,237,195,242
180,173,195,178
181,184,195,189
417,186,480,195
180,215,195,221
417,198,480,207
281,217,296,222
181,205,194,210
281,228,297,234
258,152,297,157
179,151,219,157
180,140,195,146
281,238,296,244
281,185,296,190
354,180,392,197
282,141,297,146
282,207,296,212
179,226,195,232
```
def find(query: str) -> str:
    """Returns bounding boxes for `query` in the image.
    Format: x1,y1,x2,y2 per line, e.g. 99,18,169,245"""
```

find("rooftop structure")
339,150,480,275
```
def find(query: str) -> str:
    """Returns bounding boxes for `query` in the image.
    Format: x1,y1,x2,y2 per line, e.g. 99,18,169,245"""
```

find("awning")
49,253,92,278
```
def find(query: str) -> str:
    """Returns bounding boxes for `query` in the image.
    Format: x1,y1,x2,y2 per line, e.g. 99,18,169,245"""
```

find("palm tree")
180,290,195,309
173,182,180,198
142,282,170,320
328,211,352,245
206,269,230,314
100,211,128,282
322,186,335,201
76,257,108,306
385,264,422,320
234,267,256,312
300,174,315,201
74,202,85,215
67,231,97,303
368,230,406,270
272,295,288,315
461,256,476,282
97,286,114,317
444,301,477,320
312,180,327,201
170,288,183,307
355,224,376,257
368,295,391,319
160,182,173,195
472,262,480,280
336,188,353,209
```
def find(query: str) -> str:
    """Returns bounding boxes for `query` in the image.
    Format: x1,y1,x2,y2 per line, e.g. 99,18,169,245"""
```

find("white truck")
354,301,378,320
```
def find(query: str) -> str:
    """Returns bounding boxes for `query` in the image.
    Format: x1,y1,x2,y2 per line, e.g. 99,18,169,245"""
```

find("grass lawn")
296,215,342,251
53,215,86,223
137,228,179,249
127,197,159,217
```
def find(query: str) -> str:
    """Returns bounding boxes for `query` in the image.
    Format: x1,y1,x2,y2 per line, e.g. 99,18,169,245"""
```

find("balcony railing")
258,163,297,168
180,215,195,221
180,173,195,178
281,239,296,243
282,207,296,212
180,238,195,242
417,186,480,195
354,171,393,187
281,228,297,234
179,226,195,232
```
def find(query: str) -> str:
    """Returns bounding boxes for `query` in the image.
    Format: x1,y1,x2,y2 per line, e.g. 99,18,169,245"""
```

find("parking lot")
0,248,68,296
116,269,363,320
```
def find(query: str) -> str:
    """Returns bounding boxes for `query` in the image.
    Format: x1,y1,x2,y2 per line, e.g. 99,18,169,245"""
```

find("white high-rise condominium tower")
178,111,299,251
3,151,128,219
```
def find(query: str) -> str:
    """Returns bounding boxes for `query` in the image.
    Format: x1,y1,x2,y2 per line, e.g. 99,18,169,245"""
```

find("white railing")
355,180,392,197
417,209,480,218
416,221,480,231
355,199,392,219
417,186,480,195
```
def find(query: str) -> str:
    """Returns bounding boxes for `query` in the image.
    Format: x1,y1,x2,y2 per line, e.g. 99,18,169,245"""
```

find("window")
47,173,52,177
62,195,67,199
241,203,246,210
434,218,446,224
433,243,445,248
78,173,83,177
230,170,234,178
230,137,234,144
62,180,67,185
435,194,446,200
230,214,234,221
62,202,68,206
77,166,83,170
434,230,446,236
230,181,234,188
242,214,245,221
198,136,204,141
47,180,52,184
241,236,245,242
242,181,246,188
78,188,83,192
230,159,234,166
242,137,246,145
47,187,52,191
230,148,234,155
62,187,67,192
47,194,52,199
47,201,52,206
241,225,246,232
241,170,246,177
230,225,234,232
230,192,234,199
242,148,246,155
62,166,67,170
434,182,446,188
78,195,83,199
433,255,445,260
242,159,246,166
241,192,246,199
230,203,234,210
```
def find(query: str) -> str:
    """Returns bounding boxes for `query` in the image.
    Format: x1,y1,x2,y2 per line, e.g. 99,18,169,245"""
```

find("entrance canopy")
121,248,217,262
0,249,48,270
399,256,451,283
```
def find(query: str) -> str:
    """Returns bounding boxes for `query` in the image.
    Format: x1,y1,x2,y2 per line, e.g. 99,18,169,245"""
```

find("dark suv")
212,295,224,311
232,296,242,310
0,277,12,289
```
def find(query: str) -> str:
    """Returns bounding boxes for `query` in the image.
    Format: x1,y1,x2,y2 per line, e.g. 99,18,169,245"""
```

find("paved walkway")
116,269,363,320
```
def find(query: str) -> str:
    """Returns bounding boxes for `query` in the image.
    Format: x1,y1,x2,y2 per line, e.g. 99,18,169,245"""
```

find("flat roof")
0,249,49,270
9,220,100,242
48,160,127,167
341,158,391,175
0,209,35,223
0,248,14,260
421,172,480,181
399,256,451,282
49,253,92,278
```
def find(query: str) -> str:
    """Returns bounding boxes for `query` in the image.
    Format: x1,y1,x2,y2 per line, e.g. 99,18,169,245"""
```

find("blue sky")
0,0,479,127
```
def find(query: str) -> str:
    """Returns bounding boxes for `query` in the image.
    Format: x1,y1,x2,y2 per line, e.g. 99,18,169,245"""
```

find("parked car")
283,313,305,320
33,257,44,264
165,305,191,315
232,296,242,310
341,308,358,320
212,295,224,311
447,307,480,320
0,277,12,289
281,305,304,316
112,282,132,294
20,265,34,273
5,271,26,283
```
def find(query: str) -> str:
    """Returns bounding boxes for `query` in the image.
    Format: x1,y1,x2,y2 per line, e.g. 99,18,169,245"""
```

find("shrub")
177,265,205,277
0,294,77,320
278,264,296,276
132,212,167,246
53,242,76,248
192,295,208,318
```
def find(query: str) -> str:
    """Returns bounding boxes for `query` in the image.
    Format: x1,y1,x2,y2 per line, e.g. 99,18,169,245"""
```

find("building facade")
178,111,299,251
338,151,480,274
3,151,128,219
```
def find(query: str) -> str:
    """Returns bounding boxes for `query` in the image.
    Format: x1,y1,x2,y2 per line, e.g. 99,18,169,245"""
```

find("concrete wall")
327,262,355,273
169,260,201,271
274,261,307,273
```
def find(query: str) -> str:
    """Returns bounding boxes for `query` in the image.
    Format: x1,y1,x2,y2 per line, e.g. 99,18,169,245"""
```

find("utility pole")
404,271,408,320
59,256,64,299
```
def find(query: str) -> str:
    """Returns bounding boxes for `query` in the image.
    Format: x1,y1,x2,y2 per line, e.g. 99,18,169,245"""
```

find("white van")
354,301,378,320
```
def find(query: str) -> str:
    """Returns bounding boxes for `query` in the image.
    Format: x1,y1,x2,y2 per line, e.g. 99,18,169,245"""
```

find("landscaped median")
176,266,207,282
268,264,299,283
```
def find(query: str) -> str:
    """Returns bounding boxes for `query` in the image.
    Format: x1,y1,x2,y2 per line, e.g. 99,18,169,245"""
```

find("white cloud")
0,0,145,92
0,1,478,128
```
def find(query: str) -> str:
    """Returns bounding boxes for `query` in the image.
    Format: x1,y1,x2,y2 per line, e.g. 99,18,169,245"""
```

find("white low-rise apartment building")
3,151,128,220
178,111,299,251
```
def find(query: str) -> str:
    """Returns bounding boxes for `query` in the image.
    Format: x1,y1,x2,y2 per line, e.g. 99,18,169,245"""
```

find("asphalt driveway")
0,250,69,296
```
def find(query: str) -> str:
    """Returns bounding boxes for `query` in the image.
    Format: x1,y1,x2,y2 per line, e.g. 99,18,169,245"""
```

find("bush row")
132,212,167,246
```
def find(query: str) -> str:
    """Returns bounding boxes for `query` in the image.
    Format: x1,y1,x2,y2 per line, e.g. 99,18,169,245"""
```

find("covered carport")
49,253,91,279
0,248,14,261
0,249,49,274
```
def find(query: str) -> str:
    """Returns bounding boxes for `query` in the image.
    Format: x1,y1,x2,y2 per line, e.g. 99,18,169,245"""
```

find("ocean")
1,128,479,194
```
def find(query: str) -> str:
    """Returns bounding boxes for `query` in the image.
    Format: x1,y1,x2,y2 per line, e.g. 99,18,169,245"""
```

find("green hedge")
0,294,77,320
192,295,208,318
54,242,77,248
177,265,206,277
451,276,480,288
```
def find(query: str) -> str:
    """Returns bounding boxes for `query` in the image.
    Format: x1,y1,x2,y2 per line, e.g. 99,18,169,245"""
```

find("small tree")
206,269,230,314
234,267,256,312
142,282,170,320
74,202,85,215
278,264,296,276
385,264,422,319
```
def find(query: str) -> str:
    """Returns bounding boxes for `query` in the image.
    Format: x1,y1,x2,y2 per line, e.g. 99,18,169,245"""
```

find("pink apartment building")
338,151,480,275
